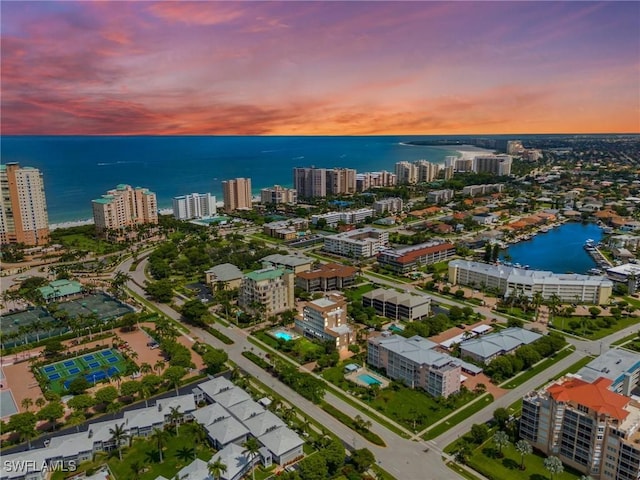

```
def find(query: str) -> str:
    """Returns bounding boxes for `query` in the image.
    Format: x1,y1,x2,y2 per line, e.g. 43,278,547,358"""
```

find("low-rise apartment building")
294,294,354,351
427,189,454,204
238,267,294,316
461,183,504,196
449,260,613,304
262,218,308,240
311,208,374,227
368,335,471,397
377,242,456,273
373,197,403,214
459,327,542,364
295,263,357,292
261,253,313,274
520,376,640,479
362,288,431,321
260,185,297,205
205,263,244,291
323,228,389,258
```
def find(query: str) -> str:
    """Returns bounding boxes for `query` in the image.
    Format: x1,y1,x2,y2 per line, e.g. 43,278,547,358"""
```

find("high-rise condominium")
172,193,217,220
473,154,512,176
293,167,356,198
92,184,158,235
395,160,439,184
0,163,50,246
260,185,297,205
222,178,252,211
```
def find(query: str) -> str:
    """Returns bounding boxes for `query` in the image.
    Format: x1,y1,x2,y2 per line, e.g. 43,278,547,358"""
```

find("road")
117,251,640,480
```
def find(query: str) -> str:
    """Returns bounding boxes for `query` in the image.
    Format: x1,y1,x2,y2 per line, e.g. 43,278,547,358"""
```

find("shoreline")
399,142,496,160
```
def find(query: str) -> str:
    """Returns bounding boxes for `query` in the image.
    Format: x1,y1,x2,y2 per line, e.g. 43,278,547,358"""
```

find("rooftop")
548,377,630,421
244,267,289,282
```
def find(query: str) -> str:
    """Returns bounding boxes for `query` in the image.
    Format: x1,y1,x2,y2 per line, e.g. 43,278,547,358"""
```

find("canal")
503,222,604,274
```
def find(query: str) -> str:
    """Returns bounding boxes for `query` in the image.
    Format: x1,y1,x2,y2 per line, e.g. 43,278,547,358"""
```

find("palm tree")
35,397,46,409
208,457,227,480
151,427,167,463
532,291,544,321
21,398,33,412
175,446,196,463
544,455,564,480
242,437,261,480
547,294,561,327
130,461,144,480
515,439,532,470
493,430,510,457
140,362,153,374
140,384,152,408
108,422,130,461
168,406,183,435
154,360,166,375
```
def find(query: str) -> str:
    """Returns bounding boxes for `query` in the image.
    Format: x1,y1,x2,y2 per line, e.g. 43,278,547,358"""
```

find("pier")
584,242,613,269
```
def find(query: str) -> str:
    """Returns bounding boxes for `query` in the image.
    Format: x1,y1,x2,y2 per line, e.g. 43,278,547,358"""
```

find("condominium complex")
238,266,294,316
295,263,357,292
373,197,403,215
222,178,252,211
473,154,512,176
448,260,613,304
427,189,454,204
368,335,474,397
520,375,640,479
311,208,374,227
462,183,504,197
362,288,431,321
294,294,354,351
92,184,158,235
460,327,542,364
172,193,216,220
261,253,313,274
377,242,456,273
323,227,389,258
262,218,309,240
355,171,397,192
0,163,49,246
394,160,439,185
293,167,356,198
260,185,297,205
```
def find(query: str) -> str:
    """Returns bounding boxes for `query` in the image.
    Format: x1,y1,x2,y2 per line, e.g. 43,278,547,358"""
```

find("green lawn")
553,314,639,340
367,384,482,433
343,283,377,302
52,423,213,480
423,394,494,440
611,331,640,346
466,441,582,480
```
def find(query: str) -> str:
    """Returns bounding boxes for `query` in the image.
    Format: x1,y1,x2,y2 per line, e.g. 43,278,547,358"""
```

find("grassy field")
51,423,213,480
343,283,377,302
422,394,494,440
466,441,582,480
554,314,639,340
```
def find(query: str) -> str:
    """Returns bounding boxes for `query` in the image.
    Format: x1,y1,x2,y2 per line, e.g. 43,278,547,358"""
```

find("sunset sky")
2,1,639,135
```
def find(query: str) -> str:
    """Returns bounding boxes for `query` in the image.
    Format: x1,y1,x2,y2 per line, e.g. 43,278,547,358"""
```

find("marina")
503,222,605,274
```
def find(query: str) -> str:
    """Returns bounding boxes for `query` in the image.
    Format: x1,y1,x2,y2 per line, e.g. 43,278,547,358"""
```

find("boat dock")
584,241,613,269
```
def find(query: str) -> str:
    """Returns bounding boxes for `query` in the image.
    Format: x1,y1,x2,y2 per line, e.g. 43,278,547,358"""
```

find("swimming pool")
358,374,382,386
274,331,293,341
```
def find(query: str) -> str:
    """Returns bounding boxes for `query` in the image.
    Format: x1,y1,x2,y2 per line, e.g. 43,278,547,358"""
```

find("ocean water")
503,222,604,274
1,136,477,224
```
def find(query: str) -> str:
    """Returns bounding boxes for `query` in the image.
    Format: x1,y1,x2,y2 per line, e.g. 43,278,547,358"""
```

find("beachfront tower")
222,178,252,211
92,184,158,237
0,163,50,246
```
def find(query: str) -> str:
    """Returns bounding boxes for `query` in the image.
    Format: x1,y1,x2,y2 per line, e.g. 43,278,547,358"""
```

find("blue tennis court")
40,348,129,394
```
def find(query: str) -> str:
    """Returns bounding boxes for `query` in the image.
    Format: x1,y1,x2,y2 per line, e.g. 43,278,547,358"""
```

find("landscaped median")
320,402,386,447
500,345,574,389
